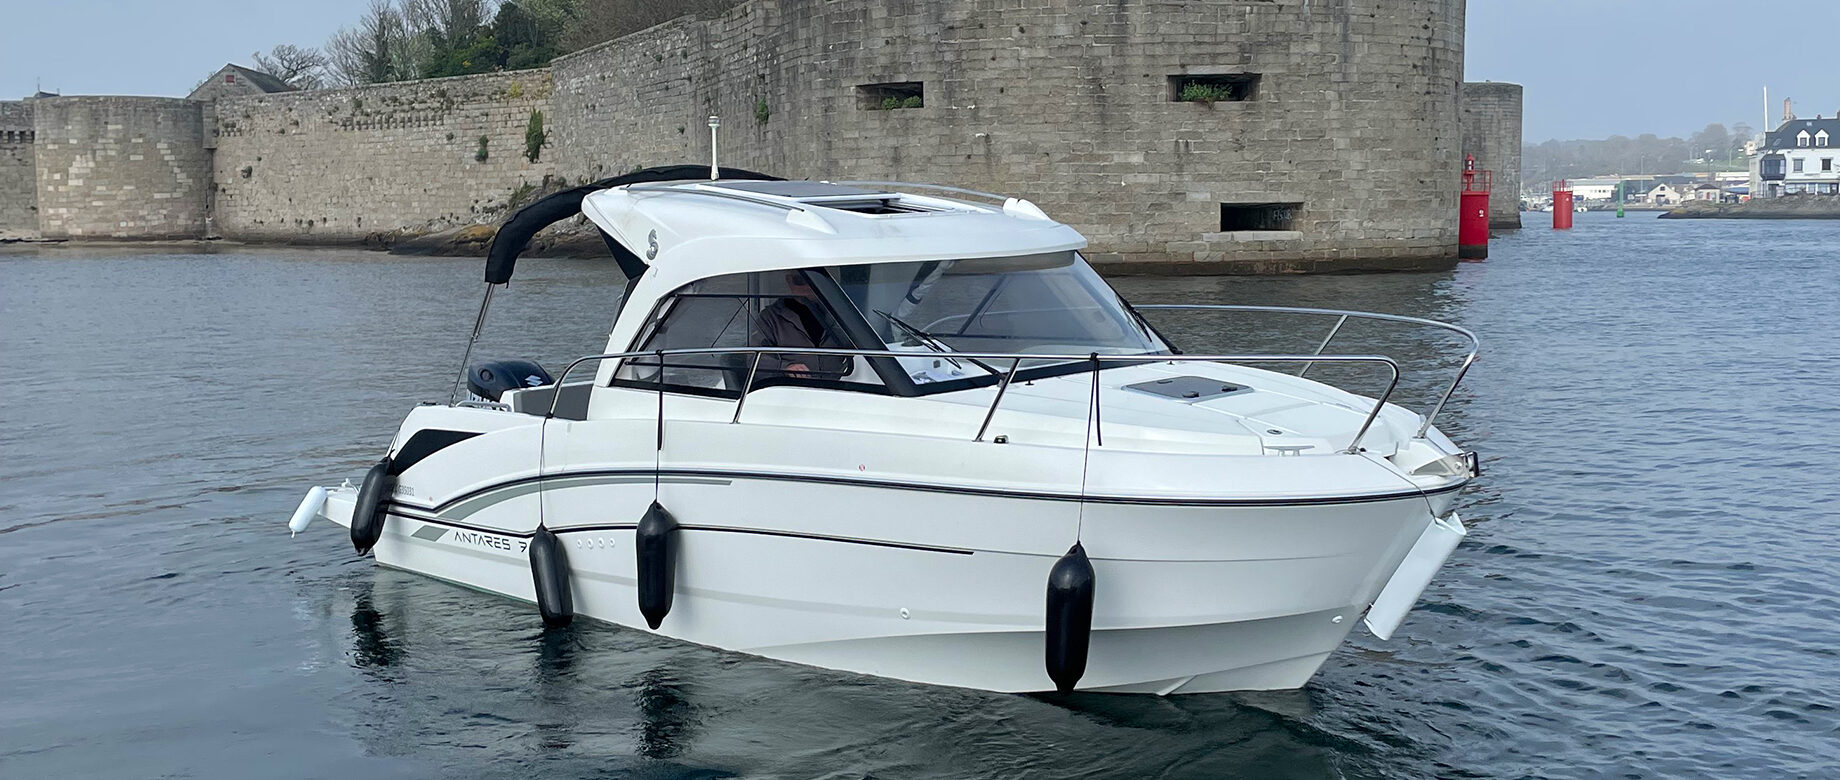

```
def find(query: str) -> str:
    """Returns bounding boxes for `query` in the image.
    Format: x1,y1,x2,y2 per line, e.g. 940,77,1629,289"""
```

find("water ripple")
3,219,1838,778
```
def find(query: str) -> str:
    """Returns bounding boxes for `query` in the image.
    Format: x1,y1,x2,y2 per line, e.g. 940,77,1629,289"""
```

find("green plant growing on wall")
880,97,901,111
507,81,525,99
475,135,490,163
524,110,547,162
900,95,923,109
351,97,363,113
508,182,537,207
1179,82,1236,105
754,97,770,124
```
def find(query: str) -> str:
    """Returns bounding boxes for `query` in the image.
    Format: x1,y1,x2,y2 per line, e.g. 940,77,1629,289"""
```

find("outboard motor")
467,359,554,402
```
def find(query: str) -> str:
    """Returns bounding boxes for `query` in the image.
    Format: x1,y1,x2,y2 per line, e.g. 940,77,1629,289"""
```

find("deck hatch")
1124,376,1249,402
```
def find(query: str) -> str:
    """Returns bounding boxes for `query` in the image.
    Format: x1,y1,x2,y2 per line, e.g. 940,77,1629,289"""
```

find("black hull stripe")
392,469,1468,515
386,511,972,554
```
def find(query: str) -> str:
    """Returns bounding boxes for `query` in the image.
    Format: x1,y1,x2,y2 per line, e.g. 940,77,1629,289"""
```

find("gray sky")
4,1,1836,144
1467,0,1839,141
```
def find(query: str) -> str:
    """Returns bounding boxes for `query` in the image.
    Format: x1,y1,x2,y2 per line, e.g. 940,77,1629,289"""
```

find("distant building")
187,64,297,103
1690,183,1721,201
1645,183,1680,205
1753,115,1840,197
1565,177,1621,200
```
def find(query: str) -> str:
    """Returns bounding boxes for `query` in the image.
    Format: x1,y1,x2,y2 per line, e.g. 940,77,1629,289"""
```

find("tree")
326,0,415,85
1688,123,1730,162
406,0,494,77
321,0,571,84
252,44,329,90
495,1,567,70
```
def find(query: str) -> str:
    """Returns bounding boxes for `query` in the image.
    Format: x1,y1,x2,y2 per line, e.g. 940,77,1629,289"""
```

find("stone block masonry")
6,0,1515,272
1460,82,1523,229
550,0,1473,271
32,97,209,239
0,101,35,234
212,70,557,242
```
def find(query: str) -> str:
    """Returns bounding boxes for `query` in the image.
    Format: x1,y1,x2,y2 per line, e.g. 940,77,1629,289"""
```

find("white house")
1755,116,1840,197
1565,178,1622,200
1645,183,1681,204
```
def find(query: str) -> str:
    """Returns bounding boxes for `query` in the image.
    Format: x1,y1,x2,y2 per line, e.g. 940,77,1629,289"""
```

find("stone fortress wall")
2,0,1523,272
1459,81,1522,229
0,101,35,233
551,0,1472,271
30,97,211,239
211,69,556,242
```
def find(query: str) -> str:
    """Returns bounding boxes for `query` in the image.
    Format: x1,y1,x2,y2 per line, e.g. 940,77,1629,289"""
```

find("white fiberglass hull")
318,479,1458,694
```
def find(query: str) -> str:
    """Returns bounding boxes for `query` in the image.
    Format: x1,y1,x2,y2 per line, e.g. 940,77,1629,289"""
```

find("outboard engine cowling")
467,359,554,401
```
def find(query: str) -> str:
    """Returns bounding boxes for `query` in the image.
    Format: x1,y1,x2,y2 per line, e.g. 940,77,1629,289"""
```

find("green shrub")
475,135,490,163
524,110,547,162
900,95,923,109
754,97,770,124
508,182,536,208
1179,82,1236,104
880,96,901,111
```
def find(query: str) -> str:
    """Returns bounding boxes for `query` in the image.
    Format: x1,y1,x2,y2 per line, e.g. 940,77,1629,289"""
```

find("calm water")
3,213,1837,779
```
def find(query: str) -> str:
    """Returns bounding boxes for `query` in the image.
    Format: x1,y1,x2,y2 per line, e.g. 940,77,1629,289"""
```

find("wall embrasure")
551,0,1470,270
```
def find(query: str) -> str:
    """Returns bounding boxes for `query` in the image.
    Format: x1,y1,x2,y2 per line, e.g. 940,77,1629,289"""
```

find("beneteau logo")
646,230,659,260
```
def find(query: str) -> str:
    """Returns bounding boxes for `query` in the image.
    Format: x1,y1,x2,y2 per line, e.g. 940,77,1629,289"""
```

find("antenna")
707,115,721,180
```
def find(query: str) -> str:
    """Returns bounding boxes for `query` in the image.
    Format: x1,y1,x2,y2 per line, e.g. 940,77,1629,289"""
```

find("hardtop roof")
580,178,1087,293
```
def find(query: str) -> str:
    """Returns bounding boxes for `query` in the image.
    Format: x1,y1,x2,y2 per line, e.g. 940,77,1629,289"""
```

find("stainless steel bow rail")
542,348,1402,455
1132,305,1479,439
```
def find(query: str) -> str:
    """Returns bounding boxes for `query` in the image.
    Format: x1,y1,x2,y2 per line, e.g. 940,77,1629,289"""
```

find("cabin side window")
614,270,884,397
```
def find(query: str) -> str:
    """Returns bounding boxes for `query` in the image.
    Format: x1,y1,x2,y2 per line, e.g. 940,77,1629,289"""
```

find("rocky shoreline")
1661,196,1840,220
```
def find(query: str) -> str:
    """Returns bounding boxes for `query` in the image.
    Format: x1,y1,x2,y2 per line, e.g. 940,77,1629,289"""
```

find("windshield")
828,251,1167,369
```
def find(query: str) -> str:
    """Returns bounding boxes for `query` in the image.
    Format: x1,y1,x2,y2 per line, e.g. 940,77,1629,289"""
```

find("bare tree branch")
252,44,330,90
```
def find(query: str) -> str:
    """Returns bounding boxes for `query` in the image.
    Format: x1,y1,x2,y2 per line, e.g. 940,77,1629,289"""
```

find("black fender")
350,457,395,554
528,526,574,628
636,502,679,629
1045,542,1096,694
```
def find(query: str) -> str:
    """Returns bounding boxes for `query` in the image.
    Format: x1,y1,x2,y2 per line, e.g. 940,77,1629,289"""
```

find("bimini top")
481,165,1085,289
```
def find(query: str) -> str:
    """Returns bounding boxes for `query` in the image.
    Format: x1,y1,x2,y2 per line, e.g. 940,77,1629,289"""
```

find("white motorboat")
290,165,1480,695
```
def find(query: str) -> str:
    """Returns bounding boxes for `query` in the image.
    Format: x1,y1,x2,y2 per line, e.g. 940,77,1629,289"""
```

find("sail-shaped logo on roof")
646,230,659,260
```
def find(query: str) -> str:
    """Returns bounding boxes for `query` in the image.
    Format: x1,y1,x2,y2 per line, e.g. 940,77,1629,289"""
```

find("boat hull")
321,484,1450,694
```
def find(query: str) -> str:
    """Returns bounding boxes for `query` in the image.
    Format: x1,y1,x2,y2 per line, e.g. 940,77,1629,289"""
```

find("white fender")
289,485,328,537
1364,512,1466,640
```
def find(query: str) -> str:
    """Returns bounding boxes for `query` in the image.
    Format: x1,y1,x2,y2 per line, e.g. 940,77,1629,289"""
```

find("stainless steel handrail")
623,182,817,214
1133,304,1478,437
542,347,1401,454
825,181,1012,203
